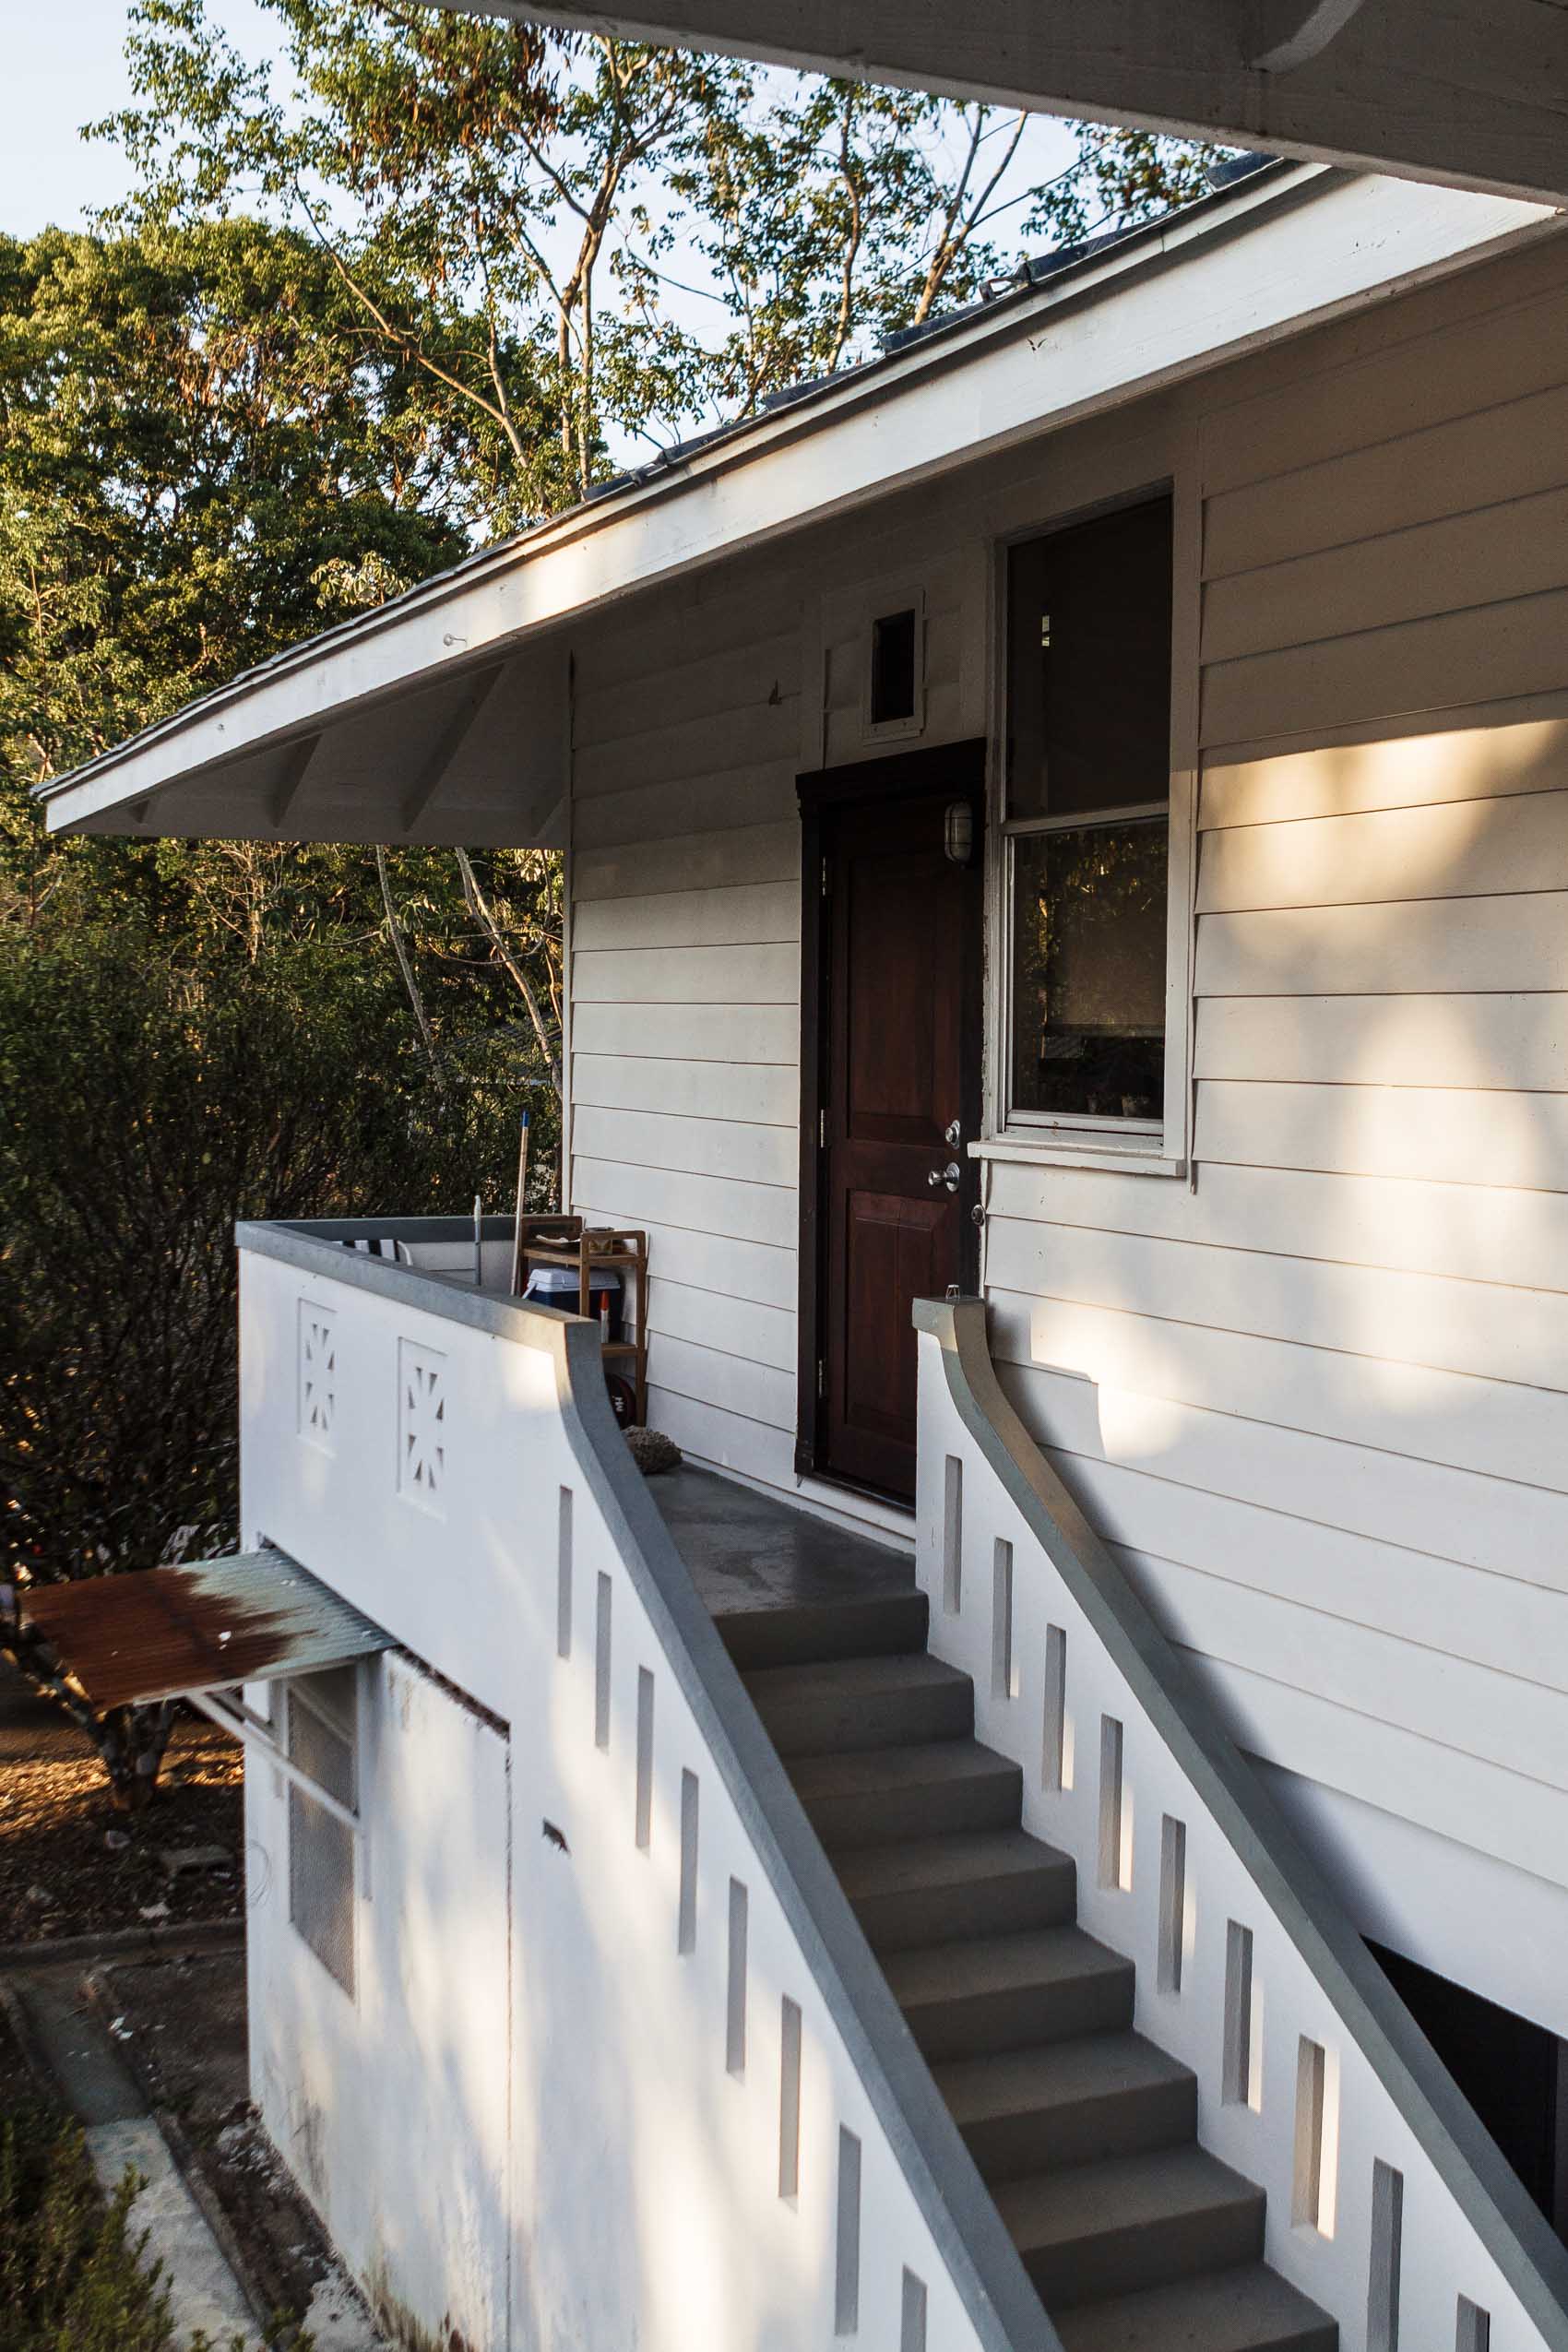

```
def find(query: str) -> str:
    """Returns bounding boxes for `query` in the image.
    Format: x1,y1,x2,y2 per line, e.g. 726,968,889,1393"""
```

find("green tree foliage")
99,1,1227,501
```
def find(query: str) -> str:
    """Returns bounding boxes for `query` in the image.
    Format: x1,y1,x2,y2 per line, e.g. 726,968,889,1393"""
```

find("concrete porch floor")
652,1465,921,1668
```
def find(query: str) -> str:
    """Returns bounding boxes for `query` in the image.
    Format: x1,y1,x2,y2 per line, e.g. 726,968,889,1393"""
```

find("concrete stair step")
713,1588,929,1671
1052,2263,1338,2351
743,1651,973,1755
837,1827,1076,1952
996,2145,1265,2310
935,2029,1196,2181
886,1926,1134,2061
790,1739,1023,1850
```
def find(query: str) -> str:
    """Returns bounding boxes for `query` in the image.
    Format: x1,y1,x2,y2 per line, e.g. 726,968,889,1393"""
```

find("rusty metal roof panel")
19,1551,391,1711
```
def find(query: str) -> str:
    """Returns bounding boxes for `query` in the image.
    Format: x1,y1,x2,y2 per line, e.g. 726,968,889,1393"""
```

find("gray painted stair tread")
935,2029,1194,2128
1052,2263,1337,2351
1001,2154,1269,2258
885,1924,1131,2008
789,1738,1019,1800
743,1653,973,1707
835,1826,1072,1903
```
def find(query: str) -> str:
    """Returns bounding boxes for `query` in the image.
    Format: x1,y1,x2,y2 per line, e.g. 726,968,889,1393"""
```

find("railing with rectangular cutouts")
237,1218,1055,2352
915,1294,1568,2352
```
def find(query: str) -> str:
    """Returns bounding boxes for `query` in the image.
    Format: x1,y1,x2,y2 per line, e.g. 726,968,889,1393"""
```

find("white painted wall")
239,1242,1020,2352
245,1650,511,2349
563,223,1568,2036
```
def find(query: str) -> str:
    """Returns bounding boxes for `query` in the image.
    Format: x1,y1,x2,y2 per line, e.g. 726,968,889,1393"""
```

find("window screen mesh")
288,1686,355,1994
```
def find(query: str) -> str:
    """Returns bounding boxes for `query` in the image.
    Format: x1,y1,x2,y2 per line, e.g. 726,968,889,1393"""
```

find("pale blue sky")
0,0,283,234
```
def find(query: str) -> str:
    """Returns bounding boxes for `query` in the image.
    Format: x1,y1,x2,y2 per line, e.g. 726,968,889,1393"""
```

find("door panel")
806,762,984,1500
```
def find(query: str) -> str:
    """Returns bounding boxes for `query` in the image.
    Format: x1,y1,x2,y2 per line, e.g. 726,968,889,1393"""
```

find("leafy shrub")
0,2102,174,2352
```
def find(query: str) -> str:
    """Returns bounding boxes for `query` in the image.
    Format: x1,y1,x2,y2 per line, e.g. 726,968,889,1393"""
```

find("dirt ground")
101,1945,346,2336
0,1671,244,1948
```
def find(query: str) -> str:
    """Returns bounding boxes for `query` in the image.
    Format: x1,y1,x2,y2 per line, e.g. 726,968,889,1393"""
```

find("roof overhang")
19,1550,392,1711
40,164,1560,847
434,0,1568,208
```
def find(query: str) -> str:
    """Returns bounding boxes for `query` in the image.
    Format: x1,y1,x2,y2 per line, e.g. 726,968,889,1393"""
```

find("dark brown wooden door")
805,766,983,1500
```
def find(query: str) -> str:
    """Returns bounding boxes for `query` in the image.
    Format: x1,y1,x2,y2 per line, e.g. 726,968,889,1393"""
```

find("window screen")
288,1672,357,1995
1005,496,1173,1125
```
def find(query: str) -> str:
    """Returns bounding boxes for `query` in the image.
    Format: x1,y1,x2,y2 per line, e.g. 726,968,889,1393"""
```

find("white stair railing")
238,1218,1058,2352
915,1294,1568,2352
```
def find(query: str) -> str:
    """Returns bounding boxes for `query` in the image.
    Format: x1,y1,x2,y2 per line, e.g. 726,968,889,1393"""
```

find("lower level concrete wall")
245,1649,511,2350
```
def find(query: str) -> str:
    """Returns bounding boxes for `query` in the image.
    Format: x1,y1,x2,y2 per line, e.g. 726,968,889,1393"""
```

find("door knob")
927,1161,962,1193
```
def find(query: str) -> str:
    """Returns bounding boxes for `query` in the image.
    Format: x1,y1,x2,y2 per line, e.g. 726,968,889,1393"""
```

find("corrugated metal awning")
19,1551,391,1710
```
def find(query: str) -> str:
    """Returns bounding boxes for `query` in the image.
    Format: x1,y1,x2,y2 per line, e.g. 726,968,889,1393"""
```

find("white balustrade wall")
915,1298,1568,2352
238,1222,1050,2352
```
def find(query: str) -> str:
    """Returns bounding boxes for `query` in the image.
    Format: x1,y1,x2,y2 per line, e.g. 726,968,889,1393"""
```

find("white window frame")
980,469,1199,1180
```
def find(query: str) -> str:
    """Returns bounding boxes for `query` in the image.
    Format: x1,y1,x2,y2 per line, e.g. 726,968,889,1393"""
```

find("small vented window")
870,608,918,726
287,1667,357,1996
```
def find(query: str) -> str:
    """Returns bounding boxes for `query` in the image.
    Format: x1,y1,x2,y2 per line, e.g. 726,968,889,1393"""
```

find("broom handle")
509,1108,531,1295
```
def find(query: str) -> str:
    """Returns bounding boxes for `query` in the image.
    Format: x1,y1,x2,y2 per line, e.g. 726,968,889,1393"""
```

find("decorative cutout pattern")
397,1338,447,1509
297,1301,337,1450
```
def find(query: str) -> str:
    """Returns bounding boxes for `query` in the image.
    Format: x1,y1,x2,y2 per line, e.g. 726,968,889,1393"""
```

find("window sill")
970,1135,1187,1181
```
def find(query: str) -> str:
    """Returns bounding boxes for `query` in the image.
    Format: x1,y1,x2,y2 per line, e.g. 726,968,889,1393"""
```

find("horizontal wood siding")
564,234,1568,1982
992,244,1568,1957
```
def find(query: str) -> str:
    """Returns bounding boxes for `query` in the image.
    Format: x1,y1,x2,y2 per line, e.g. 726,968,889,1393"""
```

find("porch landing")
652,1466,923,1669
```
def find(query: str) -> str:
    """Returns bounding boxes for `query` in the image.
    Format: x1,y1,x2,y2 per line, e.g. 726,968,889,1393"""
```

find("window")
870,608,918,727
287,1665,358,1995
1003,495,1174,1138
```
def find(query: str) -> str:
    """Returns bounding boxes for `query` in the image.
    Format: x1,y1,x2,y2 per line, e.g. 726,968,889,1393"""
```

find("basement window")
286,1665,358,1997
1000,493,1180,1156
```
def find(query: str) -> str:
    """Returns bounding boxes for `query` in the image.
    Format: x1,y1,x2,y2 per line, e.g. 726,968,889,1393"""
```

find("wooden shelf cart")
515,1215,648,1425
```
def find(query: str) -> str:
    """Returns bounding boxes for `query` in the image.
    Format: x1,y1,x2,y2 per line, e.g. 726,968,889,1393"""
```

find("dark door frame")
795,738,988,1486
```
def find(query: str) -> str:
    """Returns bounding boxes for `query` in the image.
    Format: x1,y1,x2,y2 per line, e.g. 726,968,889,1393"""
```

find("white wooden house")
34,158,1568,2351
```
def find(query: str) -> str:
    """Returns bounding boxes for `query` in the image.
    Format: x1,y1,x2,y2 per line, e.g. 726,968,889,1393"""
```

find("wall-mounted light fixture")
944,801,975,866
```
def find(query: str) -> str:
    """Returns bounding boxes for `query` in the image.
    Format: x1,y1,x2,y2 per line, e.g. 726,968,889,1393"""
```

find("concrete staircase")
719,1583,1336,2352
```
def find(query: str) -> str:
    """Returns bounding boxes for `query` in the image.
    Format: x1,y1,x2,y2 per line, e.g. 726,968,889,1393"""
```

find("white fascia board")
43,166,1557,836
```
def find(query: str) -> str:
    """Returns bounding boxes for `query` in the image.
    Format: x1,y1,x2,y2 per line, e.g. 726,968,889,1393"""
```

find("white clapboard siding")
570,1000,798,1067
1112,1541,1568,1788
647,1387,812,1498
574,698,799,802
647,1330,794,1432
1194,993,1568,1092
1203,380,1568,579
570,628,801,748
981,1159,1568,1295
572,763,799,850
569,1203,796,1313
1195,1077,1568,1192
1040,1442,1568,1698
571,1158,796,1251
571,569,802,693
571,944,798,1006
1194,893,1568,996
983,1216,1568,1391
1199,699,1568,829
1181,1646,1568,1893
1002,1353,1568,1592
571,1105,794,1189
572,881,798,952
1198,260,1568,497
1202,583,1568,747
1197,790,1568,912
573,1054,797,1129
574,820,799,902
986,1293,1568,1493
646,1277,796,1373
1203,483,1568,669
